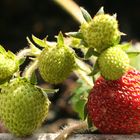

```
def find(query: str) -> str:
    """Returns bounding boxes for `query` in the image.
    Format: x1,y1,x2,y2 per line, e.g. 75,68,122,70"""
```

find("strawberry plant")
0,1,140,139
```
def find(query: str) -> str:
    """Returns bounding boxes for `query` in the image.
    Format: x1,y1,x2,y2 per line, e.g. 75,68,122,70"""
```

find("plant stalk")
75,58,93,87
16,48,31,60
23,60,38,79
53,0,85,24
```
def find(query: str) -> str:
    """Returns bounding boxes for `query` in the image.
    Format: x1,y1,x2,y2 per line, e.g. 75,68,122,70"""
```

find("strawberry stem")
16,48,31,60
74,69,93,88
75,59,93,87
23,60,38,80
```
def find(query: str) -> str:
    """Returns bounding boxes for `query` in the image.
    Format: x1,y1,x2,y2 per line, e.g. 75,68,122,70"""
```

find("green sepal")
80,40,89,48
26,37,41,55
96,7,104,15
0,45,6,54
127,51,140,58
27,37,36,48
57,32,64,47
38,87,59,98
88,62,100,76
32,35,48,48
85,48,100,59
80,7,92,22
18,57,26,66
113,13,117,19
30,71,37,85
124,43,140,58
66,32,83,39
41,88,59,94
7,50,16,59
119,43,131,51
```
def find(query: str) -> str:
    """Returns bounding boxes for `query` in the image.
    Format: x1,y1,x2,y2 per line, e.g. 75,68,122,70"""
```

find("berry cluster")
0,6,139,137
0,32,77,136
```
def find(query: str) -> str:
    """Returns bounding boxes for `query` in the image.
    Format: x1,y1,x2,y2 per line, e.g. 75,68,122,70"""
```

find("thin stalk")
23,60,38,79
74,69,93,88
16,48,31,60
75,58,93,87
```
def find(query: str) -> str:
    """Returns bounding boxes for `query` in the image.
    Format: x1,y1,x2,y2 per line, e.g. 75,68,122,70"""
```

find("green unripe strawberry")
80,13,120,52
38,33,76,84
0,78,50,137
0,46,19,83
98,46,130,80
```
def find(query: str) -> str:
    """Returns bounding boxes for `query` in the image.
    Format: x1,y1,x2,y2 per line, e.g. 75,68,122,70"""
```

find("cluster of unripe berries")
0,32,76,136
0,6,139,137
80,8,130,80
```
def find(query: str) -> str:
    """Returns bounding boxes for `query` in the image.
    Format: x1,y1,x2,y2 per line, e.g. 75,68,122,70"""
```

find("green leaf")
32,35,48,48
66,32,83,39
0,45,6,54
80,7,92,22
18,57,26,66
30,71,37,85
57,32,64,47
119,43,131,51
71,79,91,120
85,48,100,59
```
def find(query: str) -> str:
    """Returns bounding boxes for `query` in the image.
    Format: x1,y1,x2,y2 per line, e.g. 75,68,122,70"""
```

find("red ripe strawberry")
87,69,140,134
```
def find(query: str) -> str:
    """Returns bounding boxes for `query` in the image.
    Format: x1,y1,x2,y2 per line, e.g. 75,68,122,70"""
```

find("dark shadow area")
0,0,140,52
